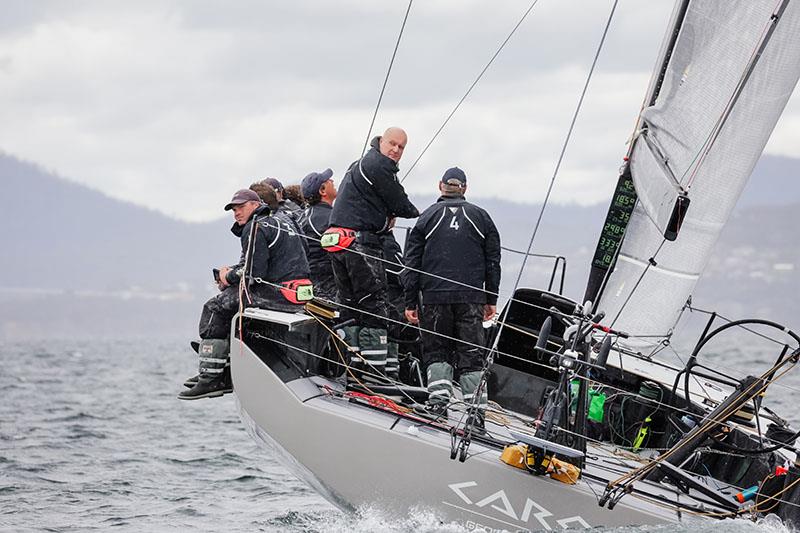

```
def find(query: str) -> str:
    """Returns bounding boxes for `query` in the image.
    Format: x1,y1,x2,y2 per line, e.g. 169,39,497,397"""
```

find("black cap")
441,167,467,186
224,189,261,210
301,168,333,198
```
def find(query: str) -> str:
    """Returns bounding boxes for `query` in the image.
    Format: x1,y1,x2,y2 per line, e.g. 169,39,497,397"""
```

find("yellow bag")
548,457,580,485
500,444,528,470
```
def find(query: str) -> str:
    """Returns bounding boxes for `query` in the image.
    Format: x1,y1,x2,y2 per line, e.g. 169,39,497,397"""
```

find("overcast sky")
2,0,799,222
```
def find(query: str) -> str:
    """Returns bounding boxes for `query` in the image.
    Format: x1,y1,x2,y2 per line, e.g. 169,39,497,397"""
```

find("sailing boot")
460,370,488,434
178,339,233,400
337,325,363,387
385,341,400,383
424,362,454,418
358,327,390,385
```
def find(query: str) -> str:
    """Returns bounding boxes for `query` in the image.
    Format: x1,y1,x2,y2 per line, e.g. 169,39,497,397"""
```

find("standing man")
403,167,501,426
179,189,312,400
324,127,419,385
299,168,338,302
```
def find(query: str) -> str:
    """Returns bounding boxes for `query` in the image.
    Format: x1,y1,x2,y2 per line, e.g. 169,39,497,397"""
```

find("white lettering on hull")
446,481,590,530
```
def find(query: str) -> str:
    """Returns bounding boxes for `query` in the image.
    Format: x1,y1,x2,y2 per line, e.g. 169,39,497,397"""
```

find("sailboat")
229,0,800,529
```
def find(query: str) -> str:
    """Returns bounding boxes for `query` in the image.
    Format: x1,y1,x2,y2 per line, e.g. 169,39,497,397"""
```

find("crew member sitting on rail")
404,167,501,427
179,188,313,401
283,184,306,209
250,180,308,256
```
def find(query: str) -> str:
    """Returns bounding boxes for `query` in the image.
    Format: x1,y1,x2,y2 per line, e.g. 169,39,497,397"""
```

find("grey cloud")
0,0,796,222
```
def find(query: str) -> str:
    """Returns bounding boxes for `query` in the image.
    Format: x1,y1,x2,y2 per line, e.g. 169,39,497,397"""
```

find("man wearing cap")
325,127,419,386
403,167,501,427
298,168,338,301
179,188,312,400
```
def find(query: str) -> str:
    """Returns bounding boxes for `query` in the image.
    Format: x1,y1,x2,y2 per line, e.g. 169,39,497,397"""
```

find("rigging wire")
360,0,414,158
263,218,579,322
247,274,800,451
400,0,540,182
255,220,800,399
603,359,798,494
509,0,619,295
244,219,800,426
240,301,800,512
682,0,788,190
606,239,666,329
687,303,794,348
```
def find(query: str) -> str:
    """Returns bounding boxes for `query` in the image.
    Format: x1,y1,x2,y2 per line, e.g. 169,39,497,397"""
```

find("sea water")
2,337,799,532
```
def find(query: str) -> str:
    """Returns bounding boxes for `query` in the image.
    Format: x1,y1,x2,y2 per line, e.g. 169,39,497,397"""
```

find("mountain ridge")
1,152,797,340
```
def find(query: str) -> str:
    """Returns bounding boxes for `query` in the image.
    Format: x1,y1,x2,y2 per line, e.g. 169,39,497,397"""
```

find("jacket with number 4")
329,136,419,233
403,195,501,308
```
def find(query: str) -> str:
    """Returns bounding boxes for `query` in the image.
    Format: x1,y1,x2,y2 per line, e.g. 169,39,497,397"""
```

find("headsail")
589,0,800,348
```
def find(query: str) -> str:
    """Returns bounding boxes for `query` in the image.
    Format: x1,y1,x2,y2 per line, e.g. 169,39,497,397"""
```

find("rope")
360,0,414,158
263,217,579,322
241,324,800,516
400,0,540,182
248,276,800,455
603,357,799,498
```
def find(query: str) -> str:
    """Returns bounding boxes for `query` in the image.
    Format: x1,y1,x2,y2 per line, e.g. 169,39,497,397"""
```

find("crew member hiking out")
179,189,313,400
403,167,501,428
250,180,308,256
299,168,338,302
324,127,419,386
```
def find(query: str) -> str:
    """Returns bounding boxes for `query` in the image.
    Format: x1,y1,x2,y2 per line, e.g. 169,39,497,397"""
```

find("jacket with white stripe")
298,202,334,283
227,205,310,287
329,136,419,233
403,195,501,307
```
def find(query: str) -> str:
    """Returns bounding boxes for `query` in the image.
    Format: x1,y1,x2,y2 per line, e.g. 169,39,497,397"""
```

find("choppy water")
2,337,799,532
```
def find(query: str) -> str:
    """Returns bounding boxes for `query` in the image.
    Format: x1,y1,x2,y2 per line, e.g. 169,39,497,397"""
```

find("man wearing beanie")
403,167,501,429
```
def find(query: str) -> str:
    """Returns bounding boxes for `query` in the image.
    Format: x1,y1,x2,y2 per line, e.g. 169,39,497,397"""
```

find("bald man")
324,127,419,386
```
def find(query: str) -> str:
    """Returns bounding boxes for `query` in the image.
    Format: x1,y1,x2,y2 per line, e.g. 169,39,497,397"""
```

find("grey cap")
301,168,333,198
441,167,467,186
224,189,261,211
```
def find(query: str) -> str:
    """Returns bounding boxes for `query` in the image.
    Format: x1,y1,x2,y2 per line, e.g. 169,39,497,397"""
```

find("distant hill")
0,152,797,340
0,154,239,292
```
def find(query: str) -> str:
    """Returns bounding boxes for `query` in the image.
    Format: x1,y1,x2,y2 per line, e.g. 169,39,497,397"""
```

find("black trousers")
420,303,485,374
198,285,302,340
330,241,390,330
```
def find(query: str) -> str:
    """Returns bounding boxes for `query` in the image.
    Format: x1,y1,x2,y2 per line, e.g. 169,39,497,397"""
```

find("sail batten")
595,0,800,348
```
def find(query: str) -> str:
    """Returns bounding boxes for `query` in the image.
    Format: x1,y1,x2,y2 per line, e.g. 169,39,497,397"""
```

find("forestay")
597,0,800,347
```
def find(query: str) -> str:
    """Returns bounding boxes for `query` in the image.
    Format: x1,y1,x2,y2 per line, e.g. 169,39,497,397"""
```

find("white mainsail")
597,0,800,348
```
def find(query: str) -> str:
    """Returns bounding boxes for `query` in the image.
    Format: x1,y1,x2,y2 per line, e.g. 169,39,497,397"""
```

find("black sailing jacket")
298,202,334,284
329,136,419,233
403,195,501,307
226,205,310,287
